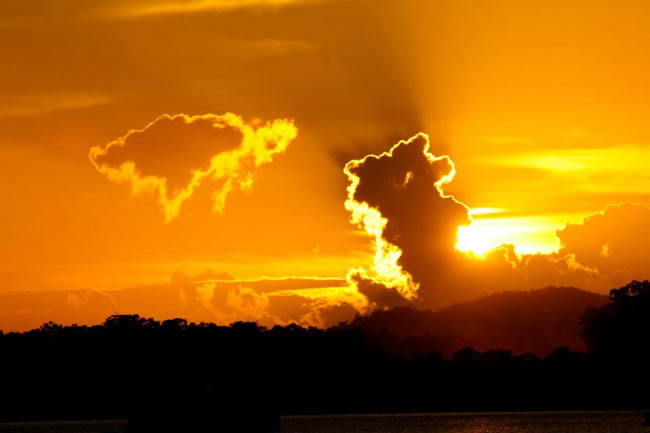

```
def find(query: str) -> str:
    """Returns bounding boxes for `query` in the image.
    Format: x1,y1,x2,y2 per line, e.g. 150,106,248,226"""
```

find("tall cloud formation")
344,133,468,303
344,133,501,309
89,113,297,221
344,133,650,310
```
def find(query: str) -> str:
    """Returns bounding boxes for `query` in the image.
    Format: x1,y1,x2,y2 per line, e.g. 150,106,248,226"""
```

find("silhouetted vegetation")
581,279,650,363
1,282,649,422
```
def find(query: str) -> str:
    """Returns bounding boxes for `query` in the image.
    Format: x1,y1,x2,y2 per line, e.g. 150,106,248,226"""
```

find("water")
0,412,646,433
283,412,649,433
0,420,126,433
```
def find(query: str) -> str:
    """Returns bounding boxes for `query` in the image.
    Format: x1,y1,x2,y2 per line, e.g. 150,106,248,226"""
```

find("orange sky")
2,0,650,331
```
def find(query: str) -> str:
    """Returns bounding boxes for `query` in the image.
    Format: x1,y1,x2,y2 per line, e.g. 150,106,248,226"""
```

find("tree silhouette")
580,280,650,360
1,282,650,423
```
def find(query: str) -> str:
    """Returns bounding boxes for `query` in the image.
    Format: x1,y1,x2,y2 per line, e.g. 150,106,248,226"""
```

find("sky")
2,0,650,331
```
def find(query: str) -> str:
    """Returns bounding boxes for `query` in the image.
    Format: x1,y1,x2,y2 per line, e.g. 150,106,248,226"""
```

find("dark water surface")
0,421,126,433
0,412,646,433
282,412,648,433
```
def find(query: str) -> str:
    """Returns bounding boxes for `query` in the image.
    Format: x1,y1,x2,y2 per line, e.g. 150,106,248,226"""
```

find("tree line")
1,280,649,421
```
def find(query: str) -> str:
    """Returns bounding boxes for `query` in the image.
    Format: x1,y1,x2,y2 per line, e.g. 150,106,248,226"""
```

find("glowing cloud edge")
89,113,297,222
343,132,473,301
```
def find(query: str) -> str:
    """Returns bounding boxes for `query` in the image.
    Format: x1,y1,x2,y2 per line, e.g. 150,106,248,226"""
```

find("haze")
2,0,650,331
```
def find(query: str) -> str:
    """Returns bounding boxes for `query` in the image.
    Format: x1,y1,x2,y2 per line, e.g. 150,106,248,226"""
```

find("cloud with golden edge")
176,275,366,328
89,113,297,222
343,132,650,312
343,132,472,303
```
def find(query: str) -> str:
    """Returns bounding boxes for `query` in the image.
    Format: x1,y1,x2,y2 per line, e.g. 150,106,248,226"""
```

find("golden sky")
2,0,650,331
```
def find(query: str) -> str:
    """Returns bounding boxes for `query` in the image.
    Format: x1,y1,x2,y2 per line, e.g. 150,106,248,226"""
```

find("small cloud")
111,0,312,18
600,243,609,258
0,93,109,117
89,113,297,222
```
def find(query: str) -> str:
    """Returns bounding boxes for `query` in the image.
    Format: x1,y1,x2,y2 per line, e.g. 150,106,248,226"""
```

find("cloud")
343,133,465,301
5,199,649,331
0,0,323,24
342,133,650,310
0,272,362,332
553,203,650,288
0,93,109,117
344,133,485,307
191,283,273,324
177,273,365,328
522,253,601,291
171,270,235,286
111,0,314,17
0,288,118,332
348,270,407,309
89,113,297,221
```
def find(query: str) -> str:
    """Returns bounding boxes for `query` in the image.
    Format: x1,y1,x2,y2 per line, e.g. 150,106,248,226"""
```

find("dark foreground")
1,412,649,433
2,316,649,420
1,280,649,422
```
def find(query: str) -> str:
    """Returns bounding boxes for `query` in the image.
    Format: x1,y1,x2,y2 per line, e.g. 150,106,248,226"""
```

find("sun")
455,208,565,257
456,224,495,256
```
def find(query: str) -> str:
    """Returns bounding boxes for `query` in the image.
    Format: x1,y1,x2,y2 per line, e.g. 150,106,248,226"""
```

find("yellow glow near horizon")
456,212,587,256
490,146,650,179
468,207,505,216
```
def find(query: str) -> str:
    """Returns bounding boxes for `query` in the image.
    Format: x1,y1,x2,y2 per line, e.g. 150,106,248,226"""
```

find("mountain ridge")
349,286,609,357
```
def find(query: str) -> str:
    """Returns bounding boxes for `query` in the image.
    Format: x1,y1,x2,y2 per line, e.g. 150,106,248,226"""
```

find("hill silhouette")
349,286,608,357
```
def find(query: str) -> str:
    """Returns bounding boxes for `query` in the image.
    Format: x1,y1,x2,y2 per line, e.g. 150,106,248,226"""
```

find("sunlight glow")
468,207,505,216
456,214,585,256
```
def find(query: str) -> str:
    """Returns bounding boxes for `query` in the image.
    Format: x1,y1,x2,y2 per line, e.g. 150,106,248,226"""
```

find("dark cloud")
89,113,297,221
349,272,408,309
558,203,650,273
345,133,524,308
95,115,243,193
348,133,469,266
344,134,650,310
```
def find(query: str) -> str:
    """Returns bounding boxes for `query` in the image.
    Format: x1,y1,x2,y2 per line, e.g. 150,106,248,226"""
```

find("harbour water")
283,411,649,433
0,411,647,433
